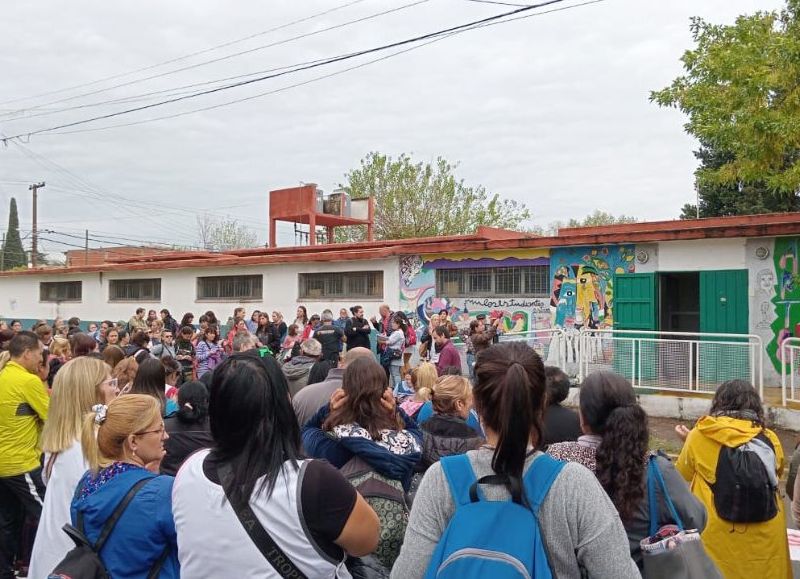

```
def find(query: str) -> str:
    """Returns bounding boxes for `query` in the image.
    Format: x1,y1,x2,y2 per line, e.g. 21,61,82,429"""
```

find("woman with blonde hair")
28,357,119,578
418,375,484,471
66,394,179,577
399,362,437,419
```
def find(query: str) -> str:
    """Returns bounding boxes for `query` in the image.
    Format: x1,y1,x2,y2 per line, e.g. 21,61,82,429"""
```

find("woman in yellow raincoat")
675,380,790,579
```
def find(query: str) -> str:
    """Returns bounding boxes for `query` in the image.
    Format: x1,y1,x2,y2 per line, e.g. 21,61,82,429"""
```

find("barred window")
40,281,82,302
109,279,161,301
197,275,262,300
435,265,549,297
298,271,383,300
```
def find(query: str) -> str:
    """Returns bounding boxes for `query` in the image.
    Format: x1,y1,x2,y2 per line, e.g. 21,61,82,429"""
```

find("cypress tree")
2,198,26,270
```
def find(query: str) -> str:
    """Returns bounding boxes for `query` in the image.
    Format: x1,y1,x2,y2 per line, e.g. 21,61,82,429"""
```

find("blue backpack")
424,453,565,579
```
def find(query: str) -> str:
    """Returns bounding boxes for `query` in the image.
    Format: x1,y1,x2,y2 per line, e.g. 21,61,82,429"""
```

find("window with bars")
197,275,263,300
298,271,383,300
109,279,162,301
40,281,82,302
435,265,549,297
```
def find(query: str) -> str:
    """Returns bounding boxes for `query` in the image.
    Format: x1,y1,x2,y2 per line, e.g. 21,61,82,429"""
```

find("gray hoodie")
281,355,316,397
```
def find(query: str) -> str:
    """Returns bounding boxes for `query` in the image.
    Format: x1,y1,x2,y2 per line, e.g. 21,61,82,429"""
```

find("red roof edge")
559,212,800,236
476,226,536,240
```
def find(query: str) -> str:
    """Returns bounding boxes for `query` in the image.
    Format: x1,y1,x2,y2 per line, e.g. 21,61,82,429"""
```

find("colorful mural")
767,237,800,371
549,245,635,329
398,249,551,333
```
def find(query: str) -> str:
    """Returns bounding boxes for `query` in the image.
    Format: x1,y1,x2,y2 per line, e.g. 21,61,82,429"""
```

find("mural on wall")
767,237,800,371
549,245,635,329
398,249,551,333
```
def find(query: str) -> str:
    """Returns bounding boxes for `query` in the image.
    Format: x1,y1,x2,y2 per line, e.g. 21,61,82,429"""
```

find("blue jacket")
303,405,422,490
71,467,179,579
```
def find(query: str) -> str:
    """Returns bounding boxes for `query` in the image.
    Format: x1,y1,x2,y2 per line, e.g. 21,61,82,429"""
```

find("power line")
0,0,371,108
44,0,605,136
0,0,430,119
2,0,572,140
464,0,532,6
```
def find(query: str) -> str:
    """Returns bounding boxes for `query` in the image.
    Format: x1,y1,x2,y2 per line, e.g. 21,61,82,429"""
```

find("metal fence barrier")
782,338,800,405
577,329,763,398
498,329,569,370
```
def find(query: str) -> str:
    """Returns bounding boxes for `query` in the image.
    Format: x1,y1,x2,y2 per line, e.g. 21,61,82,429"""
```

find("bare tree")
197,214,257,251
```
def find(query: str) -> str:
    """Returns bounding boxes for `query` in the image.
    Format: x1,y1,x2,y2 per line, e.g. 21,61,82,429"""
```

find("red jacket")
436,340,461,376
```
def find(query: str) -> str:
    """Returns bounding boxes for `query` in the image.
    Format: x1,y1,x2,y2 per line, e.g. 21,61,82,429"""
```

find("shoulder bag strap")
94,476,153,552
217,462,308,579
147,545,171,579
647,456,684,536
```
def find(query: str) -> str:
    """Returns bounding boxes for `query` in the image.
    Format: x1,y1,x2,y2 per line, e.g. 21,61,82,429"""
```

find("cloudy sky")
0,0,782,251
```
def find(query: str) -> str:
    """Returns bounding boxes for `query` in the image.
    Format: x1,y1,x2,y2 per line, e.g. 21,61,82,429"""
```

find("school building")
1,212,799,397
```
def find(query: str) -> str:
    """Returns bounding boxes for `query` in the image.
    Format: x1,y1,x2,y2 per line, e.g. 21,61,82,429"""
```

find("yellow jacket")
0,361,49,477
676,415,790,579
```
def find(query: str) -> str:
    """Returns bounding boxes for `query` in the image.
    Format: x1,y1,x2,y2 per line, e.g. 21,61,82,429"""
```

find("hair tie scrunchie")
92,404,108,425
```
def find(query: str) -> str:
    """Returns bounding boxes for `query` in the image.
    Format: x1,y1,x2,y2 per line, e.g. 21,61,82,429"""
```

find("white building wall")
656,238,747,271
0,258,400,324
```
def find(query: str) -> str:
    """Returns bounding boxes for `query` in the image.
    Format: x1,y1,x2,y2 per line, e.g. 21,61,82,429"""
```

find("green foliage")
532,211,638,235
196,214,257,251
337,152,531,242
652,2,800,209
1,198,26,270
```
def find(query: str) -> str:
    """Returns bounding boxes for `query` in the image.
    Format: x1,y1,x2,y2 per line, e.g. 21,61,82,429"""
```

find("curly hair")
709,379,765,425
579,371,648,522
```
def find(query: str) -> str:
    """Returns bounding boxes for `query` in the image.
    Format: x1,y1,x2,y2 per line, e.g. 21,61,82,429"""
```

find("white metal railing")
498,328,570,373
781,338,800,405
577,329,763,398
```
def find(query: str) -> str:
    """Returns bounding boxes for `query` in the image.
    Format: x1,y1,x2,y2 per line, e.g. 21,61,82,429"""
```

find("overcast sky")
0,0,783,252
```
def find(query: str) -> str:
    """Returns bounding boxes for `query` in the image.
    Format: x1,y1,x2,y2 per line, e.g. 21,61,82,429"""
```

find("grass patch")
649,434,683,457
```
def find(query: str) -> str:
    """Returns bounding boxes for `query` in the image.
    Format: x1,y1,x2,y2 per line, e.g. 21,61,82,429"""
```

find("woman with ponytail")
547,371,706,569
70,394,179,577
392,342,639,579
161,381,214,476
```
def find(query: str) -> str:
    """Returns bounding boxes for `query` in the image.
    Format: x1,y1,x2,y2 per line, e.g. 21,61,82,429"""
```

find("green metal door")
613,273,658,380
699,270,749,385
699,270,749,335
614,273,657,330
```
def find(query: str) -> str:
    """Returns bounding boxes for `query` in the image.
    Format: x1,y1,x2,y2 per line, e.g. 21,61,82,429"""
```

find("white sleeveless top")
173,449,351,578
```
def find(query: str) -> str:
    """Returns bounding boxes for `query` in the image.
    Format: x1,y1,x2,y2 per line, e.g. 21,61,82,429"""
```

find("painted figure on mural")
767,237,800,370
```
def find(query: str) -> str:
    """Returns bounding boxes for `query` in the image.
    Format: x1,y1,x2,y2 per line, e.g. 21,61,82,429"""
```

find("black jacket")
419,414,484,471
161,416,214,476
256,323,281,353
542,403,581,448
345,317,372,350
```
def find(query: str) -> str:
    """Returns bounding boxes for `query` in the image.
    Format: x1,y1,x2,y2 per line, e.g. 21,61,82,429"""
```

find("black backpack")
49,477,168,579
711,432,779,523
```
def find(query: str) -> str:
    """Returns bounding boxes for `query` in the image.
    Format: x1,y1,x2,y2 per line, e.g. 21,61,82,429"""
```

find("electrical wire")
2,0,569,140
0,0,430,118
44,0,605,136
0,0,372,107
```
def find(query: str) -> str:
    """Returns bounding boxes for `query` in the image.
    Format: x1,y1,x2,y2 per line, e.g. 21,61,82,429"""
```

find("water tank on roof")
327,189,351,217
315,188,324,213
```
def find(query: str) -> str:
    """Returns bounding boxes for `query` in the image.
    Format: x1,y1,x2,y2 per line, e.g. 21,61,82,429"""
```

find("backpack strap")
522,454,566,512
647,455,684,536
91,476,154,553
440,454,483,506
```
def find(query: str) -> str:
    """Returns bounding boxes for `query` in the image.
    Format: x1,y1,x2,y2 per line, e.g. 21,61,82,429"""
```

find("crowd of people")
0,303,794,578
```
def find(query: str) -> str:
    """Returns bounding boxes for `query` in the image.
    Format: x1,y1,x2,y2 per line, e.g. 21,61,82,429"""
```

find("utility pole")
84,229,89,265
29,181,45,267
1,232,4,271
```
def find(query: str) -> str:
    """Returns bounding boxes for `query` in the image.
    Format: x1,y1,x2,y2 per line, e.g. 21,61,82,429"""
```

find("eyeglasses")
134,425,166,437
102,378,119,388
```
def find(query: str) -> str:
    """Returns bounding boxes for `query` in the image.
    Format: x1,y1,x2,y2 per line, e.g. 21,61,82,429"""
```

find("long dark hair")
296,305,308,325
580,371,648,522
130,357,167,410
323,357,403,439
473,342,546,492
180,312,194,328
70,333,97,357
176,381,209,424
709,379,765,426
209,353,302,504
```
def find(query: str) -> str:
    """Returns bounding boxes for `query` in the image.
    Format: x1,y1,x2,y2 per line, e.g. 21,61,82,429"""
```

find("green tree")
196,214,257,251
337,152,531,242
1,198,26,270
534,211,638,235
652,2,800,214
